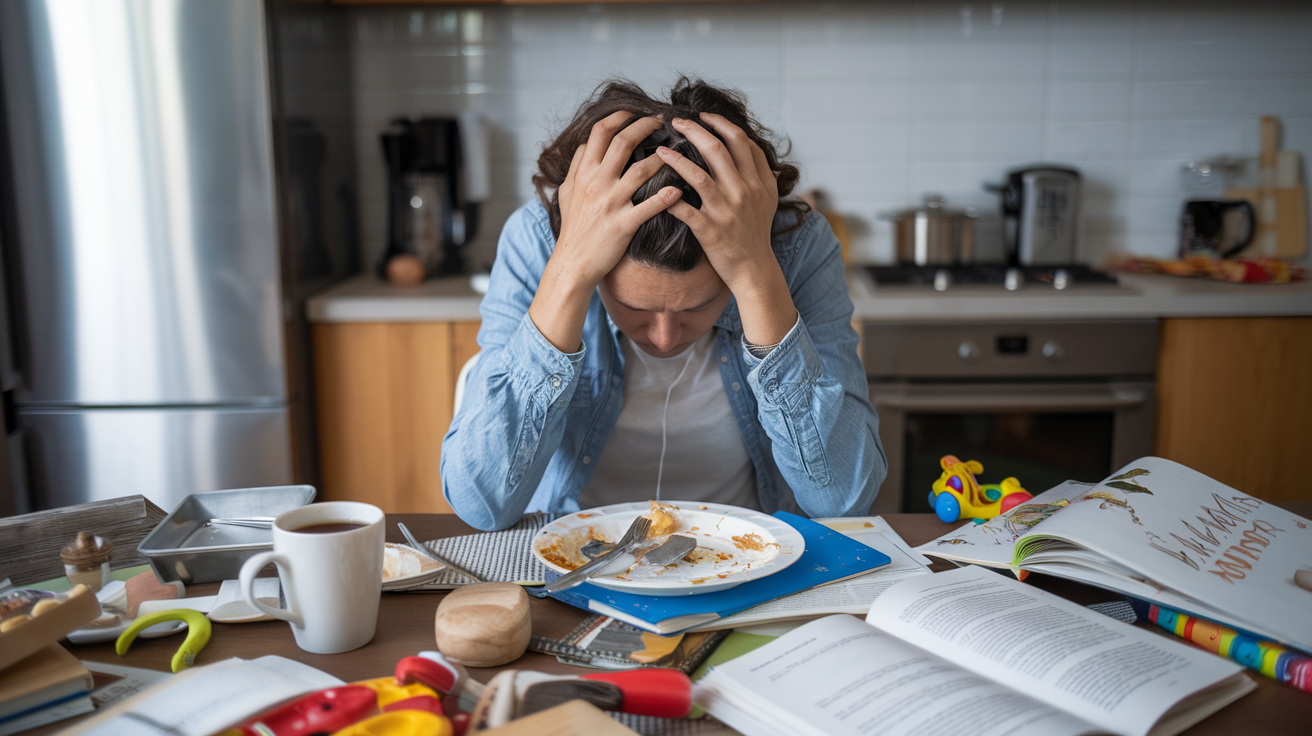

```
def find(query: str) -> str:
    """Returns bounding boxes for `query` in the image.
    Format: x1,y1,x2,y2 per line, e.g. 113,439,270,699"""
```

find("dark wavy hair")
533,77,807,272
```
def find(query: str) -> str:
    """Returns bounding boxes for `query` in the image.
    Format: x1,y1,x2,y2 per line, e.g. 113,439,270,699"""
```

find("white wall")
349,0,1312,271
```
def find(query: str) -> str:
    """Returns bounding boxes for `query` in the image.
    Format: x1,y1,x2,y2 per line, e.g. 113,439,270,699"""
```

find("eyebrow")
613,290,722,313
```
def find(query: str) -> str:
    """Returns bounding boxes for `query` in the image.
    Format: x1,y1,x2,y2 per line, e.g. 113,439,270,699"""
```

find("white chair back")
453,352,480,414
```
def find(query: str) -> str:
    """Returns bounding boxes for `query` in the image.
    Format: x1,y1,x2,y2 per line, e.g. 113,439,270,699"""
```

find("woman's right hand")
530,112,681,352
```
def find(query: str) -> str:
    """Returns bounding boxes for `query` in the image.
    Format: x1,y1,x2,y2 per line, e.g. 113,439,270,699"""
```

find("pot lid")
881,194,975,220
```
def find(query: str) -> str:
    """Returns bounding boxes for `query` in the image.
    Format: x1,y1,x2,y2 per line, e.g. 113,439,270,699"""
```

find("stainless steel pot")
882,195,975,265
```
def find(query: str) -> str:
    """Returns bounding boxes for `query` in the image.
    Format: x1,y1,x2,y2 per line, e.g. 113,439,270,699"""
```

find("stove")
864,264,1119,292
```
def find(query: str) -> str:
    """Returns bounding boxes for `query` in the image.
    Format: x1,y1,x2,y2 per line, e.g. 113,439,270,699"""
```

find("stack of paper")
0,644,95,736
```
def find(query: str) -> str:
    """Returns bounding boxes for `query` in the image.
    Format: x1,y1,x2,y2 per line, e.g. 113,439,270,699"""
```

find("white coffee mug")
239,501,385,654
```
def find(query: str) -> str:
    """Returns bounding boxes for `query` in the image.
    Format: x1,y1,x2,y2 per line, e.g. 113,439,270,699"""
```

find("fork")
397,522,486,583
543,515,651,593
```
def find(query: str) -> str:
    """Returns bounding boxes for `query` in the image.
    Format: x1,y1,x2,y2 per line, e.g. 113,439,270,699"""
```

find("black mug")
1179,199,1256,259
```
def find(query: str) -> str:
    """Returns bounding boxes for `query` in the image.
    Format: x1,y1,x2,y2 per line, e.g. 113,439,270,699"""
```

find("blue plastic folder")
544,512,892,635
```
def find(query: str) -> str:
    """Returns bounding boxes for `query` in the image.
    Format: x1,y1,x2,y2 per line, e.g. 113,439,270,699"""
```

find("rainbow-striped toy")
1140,601,1312,694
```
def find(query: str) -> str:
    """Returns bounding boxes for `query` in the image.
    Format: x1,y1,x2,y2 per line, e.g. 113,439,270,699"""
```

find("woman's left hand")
657,114,797,347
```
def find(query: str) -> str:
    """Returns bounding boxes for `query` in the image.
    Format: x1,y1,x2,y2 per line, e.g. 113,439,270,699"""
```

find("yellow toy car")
929,455,1032,523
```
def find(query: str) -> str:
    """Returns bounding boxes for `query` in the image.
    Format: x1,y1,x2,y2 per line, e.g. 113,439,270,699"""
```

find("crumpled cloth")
1110,255,1305,283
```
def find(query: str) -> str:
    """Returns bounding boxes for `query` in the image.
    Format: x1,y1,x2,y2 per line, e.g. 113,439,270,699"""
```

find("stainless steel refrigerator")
0,0,357,512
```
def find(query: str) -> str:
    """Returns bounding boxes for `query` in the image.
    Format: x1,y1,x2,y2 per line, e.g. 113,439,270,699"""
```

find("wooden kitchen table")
39,511,1312,735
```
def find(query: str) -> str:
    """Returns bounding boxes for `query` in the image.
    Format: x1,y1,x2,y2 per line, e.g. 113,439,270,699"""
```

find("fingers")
749,139,779,200
617,153,667,199
655,144,714,201
582,111,638,170
558,144,586,211
626,186,683,228
599,116,662,178
665,199,705,230
694,113,762,189
669,117,737,184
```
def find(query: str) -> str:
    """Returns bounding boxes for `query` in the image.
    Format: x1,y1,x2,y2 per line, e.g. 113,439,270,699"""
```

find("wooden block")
434,583,531,668
0,585,100,671
477,700,640,736
1224,185,1308,260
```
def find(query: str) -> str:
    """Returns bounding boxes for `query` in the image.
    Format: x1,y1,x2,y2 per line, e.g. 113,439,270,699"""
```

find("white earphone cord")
655,347,698,502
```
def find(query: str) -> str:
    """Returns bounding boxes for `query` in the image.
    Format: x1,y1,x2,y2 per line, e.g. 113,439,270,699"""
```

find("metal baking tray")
137,485,316,584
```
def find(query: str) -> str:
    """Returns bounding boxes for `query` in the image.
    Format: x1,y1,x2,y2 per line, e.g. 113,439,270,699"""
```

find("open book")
916,457,1312,653
694,566,1253,736
64,656,342,736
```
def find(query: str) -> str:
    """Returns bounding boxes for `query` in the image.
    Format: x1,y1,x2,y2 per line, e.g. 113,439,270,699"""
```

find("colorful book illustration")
916,457,1312,655
546,512,893,635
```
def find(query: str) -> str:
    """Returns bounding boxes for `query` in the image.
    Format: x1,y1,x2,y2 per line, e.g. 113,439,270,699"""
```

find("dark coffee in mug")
289,521,367,535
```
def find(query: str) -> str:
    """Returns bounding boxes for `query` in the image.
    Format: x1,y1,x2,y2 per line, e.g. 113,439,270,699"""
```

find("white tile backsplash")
348,0,1312,268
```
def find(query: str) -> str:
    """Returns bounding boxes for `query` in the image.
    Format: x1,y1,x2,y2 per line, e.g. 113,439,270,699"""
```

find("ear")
966,460,983,475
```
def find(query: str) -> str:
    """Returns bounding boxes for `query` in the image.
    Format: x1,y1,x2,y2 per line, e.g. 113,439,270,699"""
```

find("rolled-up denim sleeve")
440,205,582,530
742,213,887,517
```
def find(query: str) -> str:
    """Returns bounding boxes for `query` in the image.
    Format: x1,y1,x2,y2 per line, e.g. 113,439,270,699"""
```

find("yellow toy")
116,608,212,673
929,455,1032,524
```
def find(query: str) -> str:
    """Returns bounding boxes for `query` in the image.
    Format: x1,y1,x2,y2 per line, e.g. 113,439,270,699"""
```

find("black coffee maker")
380,116,485,277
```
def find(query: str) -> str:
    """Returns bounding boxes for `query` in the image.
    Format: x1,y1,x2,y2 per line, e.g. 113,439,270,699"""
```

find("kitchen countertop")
306,270,1312,324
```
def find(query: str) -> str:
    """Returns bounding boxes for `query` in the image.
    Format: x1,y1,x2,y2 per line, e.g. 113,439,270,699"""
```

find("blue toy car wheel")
934,491,961,523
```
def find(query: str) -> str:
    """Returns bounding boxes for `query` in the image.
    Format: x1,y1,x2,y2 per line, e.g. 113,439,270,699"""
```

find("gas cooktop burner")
864,264,1119,292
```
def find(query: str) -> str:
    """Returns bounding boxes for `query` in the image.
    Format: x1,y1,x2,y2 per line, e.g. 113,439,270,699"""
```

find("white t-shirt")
577,331,758,510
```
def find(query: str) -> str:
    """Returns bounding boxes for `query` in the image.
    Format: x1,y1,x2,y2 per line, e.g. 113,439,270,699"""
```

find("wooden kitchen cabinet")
1154,316,1312,503
313,320,480,513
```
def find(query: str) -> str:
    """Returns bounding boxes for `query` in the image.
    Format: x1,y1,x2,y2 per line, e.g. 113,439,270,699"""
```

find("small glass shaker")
61,531,113,592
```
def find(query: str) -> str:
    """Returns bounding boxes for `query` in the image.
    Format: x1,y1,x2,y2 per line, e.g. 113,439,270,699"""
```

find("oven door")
868,380,1154,514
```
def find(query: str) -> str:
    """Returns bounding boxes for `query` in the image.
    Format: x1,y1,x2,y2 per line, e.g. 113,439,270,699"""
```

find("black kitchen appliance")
991,165,1083,265
380,115,488,277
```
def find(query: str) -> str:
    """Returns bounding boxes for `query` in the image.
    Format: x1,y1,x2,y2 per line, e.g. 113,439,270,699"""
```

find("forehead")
603,256,724,312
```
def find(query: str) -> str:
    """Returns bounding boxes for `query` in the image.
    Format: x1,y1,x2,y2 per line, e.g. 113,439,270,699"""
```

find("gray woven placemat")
399,512,555,590
611,714,739,736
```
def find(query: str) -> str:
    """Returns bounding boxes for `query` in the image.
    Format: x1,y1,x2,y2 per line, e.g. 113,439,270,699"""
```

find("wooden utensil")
1228,116,1308,260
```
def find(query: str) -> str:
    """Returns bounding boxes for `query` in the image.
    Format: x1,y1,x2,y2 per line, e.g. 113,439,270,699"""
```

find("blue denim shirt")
440,200,886,531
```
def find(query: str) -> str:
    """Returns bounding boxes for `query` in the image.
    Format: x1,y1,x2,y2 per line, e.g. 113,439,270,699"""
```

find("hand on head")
552,112,683,291
654,113,781,293
528,79,799,353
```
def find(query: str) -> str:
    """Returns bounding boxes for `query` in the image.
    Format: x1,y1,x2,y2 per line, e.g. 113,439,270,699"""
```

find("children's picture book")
694,566,1254,736
915,457,1312,654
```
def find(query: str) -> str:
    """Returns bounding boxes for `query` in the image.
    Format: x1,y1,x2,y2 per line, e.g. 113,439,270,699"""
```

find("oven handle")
872,388,1149,412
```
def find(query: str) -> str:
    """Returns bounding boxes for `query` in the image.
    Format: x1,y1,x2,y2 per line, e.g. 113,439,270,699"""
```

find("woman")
441,77,885,531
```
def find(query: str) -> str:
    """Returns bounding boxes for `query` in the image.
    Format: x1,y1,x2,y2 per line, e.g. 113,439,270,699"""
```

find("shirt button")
549,375,561,389
731,382,741,391
582,455,592,464
767,381,778,393
720,356,728,364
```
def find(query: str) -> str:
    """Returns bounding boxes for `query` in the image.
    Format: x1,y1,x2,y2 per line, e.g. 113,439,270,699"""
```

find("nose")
648,312,681,353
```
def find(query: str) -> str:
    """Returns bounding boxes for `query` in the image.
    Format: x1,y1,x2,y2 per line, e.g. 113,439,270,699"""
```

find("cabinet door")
1155,316,1312,502
313,320,479,513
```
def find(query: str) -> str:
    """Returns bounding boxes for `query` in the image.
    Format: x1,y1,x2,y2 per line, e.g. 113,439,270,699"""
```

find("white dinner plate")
532,501,805,596
381,543,446,591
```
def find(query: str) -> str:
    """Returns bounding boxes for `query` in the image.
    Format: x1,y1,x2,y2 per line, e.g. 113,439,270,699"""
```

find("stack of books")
0,644,95,735
544,512,896,635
